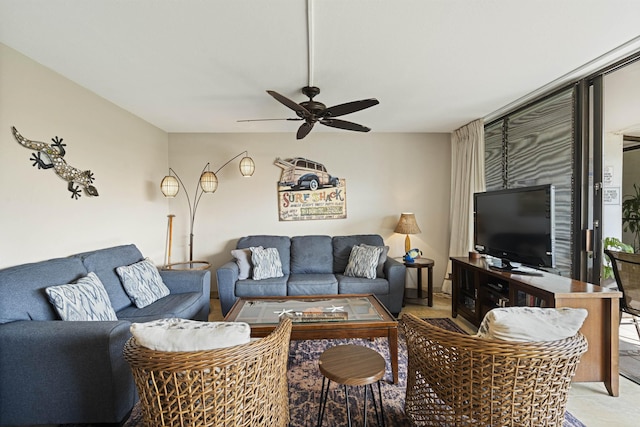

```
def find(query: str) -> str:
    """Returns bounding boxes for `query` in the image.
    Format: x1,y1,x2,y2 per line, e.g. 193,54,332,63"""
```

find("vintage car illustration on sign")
274,157,340,191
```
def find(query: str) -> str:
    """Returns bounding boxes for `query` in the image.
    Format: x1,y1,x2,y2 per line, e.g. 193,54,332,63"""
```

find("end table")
403,258,435,307
161,261,211,271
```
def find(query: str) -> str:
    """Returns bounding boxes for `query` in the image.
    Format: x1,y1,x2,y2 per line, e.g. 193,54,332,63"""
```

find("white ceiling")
2,0,640,136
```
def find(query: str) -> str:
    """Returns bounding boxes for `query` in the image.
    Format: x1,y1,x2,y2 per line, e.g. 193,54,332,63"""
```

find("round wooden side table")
403,258,435,307
317,344,386,427
160,261,211,271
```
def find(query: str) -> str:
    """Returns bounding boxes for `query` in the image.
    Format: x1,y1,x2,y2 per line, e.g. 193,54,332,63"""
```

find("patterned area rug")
109,318,585,427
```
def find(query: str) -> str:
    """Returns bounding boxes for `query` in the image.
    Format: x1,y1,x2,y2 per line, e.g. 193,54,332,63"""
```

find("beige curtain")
442,119,485,294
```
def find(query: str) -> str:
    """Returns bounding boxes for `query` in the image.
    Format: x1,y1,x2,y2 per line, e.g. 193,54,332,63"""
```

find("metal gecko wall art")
11,127,98,199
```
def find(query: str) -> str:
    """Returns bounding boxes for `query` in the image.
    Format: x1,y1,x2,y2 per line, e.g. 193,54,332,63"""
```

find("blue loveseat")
0,244,210,426
216,234,405,316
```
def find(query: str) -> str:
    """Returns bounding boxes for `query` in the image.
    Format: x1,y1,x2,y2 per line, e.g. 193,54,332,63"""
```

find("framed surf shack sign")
275,157,346,221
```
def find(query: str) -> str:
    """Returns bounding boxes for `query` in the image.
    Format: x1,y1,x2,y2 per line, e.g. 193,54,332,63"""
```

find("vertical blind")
484,87,575,276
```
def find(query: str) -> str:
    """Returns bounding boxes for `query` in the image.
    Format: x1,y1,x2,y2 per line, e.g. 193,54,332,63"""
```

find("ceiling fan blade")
267,90,311,117
237,118,303,122
321,99,379,118
297,122,314,139
320,118,371,132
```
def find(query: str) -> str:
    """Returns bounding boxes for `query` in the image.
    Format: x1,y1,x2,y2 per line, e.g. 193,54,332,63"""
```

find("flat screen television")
474,184,555,269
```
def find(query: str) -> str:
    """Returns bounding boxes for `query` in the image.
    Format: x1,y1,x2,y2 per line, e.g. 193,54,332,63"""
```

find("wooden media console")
451,256,622,397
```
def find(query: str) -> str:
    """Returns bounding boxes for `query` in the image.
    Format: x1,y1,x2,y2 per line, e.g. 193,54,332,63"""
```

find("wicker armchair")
605,249,640,339
400,313,588,427
124,317,292,427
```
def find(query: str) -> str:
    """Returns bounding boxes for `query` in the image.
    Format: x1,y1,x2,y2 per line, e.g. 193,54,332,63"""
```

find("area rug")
97,318,586,427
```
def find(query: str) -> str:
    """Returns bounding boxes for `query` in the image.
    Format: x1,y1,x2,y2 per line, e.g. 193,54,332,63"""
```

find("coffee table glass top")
233,296,384,324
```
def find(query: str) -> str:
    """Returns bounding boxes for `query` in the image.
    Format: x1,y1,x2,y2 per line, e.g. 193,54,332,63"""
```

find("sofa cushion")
337,275,390,295
130,318,251,351
117,292,203,323
290,235,333,274
476,307,588,342
235,276,288,298
288,273,338,295
231,248,254,280
251,247,284,280
344,245,383,279
333,235,384,273
0,256,87,323
116,259,170,308
45,272,118,321
79,244,144,311
238,235,291,275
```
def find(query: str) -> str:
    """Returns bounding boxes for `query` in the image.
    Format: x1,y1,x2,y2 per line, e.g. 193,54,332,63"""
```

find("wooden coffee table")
224,294,399,384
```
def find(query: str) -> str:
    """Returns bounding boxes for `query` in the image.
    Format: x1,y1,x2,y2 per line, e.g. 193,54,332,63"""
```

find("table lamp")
394,212,421,253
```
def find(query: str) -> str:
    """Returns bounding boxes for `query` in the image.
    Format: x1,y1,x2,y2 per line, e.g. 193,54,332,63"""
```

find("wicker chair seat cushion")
130,318,250,351
476,307,588,342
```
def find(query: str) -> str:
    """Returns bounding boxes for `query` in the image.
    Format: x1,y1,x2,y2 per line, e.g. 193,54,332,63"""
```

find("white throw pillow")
130,318,251,351
251,246,284,280
344,245,383,279
231,247,255,280
476,307,588,342
116,259,170,308
46,272,118,321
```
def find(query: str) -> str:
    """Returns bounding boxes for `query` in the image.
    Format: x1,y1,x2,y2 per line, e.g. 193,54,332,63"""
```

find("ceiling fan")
248,86,379,139
238,0,379,139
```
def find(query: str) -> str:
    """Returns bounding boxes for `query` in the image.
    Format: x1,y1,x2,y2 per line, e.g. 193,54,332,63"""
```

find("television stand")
451,256,622,396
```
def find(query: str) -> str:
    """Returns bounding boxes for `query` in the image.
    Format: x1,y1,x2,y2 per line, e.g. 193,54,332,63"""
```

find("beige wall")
1,42,453,293
168,132,452,291
0,43,169,268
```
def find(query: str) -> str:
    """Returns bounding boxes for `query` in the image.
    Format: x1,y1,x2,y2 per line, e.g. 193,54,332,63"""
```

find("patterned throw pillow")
359,244,389,278
130,318,251,351
116,259,170,308
231,247,255,280
45,272,118,321
251,246,284,280
344,245,383,279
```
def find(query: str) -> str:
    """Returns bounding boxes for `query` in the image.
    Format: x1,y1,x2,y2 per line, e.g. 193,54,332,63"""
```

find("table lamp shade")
395,213,421,253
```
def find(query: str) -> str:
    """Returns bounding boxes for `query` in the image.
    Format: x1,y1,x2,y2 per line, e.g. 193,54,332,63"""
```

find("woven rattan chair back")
400,313,588,427
605,249,640,338
124,317,292,427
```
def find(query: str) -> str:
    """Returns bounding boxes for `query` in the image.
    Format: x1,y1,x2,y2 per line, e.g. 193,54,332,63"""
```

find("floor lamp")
160,151,255,267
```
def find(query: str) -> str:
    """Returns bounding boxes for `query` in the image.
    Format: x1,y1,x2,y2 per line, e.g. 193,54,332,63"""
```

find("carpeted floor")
113,318,586,427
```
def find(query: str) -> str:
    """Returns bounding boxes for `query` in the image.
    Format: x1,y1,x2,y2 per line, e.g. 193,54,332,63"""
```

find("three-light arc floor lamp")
160,151,255,267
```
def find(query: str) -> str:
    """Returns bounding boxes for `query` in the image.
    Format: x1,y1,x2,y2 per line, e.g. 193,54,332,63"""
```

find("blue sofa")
216,234,405,317
0,244,210,426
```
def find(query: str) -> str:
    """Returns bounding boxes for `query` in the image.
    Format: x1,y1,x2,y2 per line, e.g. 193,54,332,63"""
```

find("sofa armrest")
384,257,406,314
0,320,135,425
160,269,211,295
216,260,239,316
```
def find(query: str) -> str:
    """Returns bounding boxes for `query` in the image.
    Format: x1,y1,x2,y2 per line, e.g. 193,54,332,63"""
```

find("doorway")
603,58,640,385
